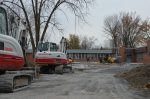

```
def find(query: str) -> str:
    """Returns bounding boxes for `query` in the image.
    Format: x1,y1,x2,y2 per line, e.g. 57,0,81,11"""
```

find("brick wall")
119,46,147,63
119,47,126,62
143,40,150,64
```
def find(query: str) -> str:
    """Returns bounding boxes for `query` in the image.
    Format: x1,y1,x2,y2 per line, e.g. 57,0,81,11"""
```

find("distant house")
66,49,113,62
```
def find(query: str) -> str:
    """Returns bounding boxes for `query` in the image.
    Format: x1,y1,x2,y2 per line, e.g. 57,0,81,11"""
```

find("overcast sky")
48,0,150,47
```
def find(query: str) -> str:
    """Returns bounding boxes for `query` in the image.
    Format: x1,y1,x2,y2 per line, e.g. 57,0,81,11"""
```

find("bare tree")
104,12,150,48
1,0,94,55
80,36,97,49
104,15,120,47
118,12,150,47
139,19,150,44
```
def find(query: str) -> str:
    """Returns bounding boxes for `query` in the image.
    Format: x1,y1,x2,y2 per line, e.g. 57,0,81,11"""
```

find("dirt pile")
116,65,150,89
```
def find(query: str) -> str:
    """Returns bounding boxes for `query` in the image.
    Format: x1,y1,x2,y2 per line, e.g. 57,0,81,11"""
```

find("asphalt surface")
0,63,149,99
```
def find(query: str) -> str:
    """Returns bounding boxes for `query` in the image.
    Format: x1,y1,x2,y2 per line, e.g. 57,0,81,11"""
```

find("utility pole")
75,15,77,34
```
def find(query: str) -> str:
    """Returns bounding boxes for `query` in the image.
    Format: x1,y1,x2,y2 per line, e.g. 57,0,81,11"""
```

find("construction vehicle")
0,6,34,92
35,37,72,74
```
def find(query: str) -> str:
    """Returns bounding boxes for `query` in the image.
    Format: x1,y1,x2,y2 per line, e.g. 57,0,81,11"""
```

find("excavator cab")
0,7,34,92
37,42,58,52
0,7,7,35
0,7,24,71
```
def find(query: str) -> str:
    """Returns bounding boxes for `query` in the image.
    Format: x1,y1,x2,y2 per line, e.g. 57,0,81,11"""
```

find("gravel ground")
0,63,149,99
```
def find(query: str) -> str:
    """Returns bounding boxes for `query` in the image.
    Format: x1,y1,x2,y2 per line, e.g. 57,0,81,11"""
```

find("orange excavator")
0,6,34,92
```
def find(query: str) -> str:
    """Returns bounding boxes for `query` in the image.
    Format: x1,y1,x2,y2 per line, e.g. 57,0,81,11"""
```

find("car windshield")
0,7,7,35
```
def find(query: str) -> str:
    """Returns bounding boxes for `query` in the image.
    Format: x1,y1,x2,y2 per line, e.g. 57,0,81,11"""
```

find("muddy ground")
0,63,150,99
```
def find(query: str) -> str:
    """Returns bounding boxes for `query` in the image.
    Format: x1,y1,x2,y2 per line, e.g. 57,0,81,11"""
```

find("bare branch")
2,0,23,9
41,0,65,41
2,3,20,18
19,0,36,52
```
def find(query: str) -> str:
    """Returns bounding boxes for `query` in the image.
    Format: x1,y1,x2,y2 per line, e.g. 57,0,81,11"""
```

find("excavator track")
0,72,32,93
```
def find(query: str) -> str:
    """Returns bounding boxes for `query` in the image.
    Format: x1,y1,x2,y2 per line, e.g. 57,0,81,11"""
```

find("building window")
82,53,84,59
137,53,143,61
73,53,75,59
79,53,81,59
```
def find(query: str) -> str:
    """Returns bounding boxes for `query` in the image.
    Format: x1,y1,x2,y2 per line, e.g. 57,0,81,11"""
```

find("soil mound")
116,65,150,89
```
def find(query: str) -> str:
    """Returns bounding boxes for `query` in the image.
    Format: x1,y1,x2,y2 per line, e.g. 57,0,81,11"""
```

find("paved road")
0,63,149,99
